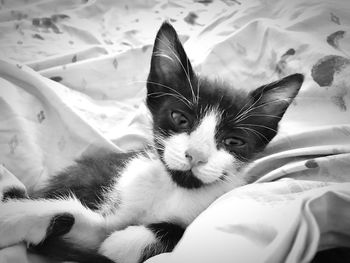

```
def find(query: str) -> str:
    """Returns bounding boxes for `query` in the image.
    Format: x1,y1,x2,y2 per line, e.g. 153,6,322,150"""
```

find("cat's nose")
185,148,208,166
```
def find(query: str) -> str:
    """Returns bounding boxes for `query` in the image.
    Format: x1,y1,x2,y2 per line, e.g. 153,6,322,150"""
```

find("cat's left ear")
148,21,194,88
249,73,304,118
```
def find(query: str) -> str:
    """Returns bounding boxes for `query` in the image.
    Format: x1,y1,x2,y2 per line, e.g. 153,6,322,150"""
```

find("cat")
0,21,304,263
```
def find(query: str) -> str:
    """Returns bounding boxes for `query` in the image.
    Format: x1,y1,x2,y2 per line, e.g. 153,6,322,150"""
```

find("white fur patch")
187,110,218,156
163,110,238,184
99,225,157,263
192,149,234,184
163,133,191,171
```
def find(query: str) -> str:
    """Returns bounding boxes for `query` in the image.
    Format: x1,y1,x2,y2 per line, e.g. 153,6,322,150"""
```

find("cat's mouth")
159,151,230,188
167,169,206,189
165,163,228,189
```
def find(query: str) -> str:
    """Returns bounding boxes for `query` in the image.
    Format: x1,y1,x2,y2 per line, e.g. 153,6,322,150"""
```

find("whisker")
238,123,278,133
230,113,282,124
148,92,191,107
234,113,282,123
244,114,282,119
132,80,193,107
155,37,196,105
234,126,269,143
196,75,201,105
235,155,250,162
234,98,289,124
234,91,264,122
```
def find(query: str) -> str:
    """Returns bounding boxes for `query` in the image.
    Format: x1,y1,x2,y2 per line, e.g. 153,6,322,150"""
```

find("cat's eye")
222,137,245,148
171,111,190,129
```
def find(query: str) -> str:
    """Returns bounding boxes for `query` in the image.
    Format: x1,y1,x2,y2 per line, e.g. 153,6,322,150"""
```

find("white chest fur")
105,155,235,231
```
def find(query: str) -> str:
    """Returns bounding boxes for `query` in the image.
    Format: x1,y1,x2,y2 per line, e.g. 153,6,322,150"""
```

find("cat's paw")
0,197,104,249
46,213,75,238
1,187,28,202
99,225,157,263
0,164,28,203
0,208,74,248
25,213,76,246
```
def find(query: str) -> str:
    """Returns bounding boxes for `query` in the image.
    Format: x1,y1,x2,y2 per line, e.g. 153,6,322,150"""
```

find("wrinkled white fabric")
0,0,350,262
146,180,350,263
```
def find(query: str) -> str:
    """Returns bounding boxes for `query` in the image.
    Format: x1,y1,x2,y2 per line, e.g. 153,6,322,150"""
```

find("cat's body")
0,22,304,263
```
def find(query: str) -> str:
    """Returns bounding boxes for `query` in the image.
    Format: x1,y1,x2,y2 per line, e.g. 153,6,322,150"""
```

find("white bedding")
1,0,350,262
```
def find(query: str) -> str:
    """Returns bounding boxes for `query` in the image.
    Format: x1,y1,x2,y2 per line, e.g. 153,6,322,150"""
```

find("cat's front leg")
99,222,185,263
0,197,106,249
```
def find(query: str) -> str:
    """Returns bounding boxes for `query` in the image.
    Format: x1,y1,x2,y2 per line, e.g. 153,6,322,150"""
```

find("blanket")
0,0,350,262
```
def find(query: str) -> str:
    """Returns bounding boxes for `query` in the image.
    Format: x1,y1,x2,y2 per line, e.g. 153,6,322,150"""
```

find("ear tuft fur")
250,73,304,117
147,21,195,111
149,21,193,77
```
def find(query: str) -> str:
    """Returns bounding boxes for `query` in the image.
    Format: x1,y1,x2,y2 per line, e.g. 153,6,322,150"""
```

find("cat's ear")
242,73,304,147
249,73,304,118
148,21,194,89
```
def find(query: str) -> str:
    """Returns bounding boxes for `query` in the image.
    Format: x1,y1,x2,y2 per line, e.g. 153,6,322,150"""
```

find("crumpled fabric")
0,0,350,262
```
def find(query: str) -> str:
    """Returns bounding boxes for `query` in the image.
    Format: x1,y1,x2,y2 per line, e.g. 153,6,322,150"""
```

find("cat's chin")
167,169,204,189
191,166,222,185
167,167,224,189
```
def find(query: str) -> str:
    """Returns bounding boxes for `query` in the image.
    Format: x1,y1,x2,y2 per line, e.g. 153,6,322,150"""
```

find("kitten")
0,22,304,263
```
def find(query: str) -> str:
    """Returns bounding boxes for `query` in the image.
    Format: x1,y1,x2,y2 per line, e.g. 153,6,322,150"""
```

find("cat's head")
146,22,304,189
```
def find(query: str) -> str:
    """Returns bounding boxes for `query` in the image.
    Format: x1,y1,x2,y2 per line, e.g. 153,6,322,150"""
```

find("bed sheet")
0,0,350,262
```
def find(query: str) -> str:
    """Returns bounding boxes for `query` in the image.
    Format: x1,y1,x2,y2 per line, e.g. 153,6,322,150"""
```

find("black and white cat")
0,22,304,263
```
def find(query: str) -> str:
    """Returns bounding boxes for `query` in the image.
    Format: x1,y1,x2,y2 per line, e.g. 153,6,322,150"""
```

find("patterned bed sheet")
0,0,350,262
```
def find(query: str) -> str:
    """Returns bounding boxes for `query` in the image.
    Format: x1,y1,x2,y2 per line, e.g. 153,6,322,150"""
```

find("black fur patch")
33,151,139,210
46,213,75,238
2,187,28,201
31,213,113,263
140,222,185,262
169,170,204,189
31,237,114,263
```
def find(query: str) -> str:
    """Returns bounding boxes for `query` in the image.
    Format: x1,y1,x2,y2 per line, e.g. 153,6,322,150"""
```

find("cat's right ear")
249,73,304,118
242,73,304,146
147,22,194,96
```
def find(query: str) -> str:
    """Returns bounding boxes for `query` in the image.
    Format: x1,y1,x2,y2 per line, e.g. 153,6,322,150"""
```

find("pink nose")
185,148,208,166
